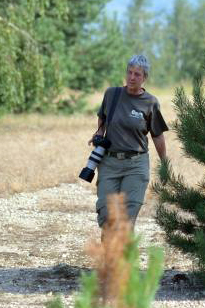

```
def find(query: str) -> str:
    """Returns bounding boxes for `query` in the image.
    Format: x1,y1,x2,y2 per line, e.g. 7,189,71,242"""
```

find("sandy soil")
0,183,205,308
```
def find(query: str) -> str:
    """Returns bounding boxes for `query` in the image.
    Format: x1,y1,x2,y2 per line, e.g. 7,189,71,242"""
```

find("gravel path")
0,183,205,307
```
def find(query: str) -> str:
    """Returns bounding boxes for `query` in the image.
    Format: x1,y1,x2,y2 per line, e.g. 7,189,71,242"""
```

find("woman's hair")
127,55,150,78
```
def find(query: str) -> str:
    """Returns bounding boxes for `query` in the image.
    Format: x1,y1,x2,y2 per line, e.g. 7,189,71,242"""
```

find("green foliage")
172,74,205,164
75,272,99,308
123,238,164,308
123,0,163,85
122,0,205,86
153,67,205,272
0,0,114,114
55,95,87,115
69,14,126,90
1,0,205,114
46,295,64,308
0,22,25,113
0,1,57,113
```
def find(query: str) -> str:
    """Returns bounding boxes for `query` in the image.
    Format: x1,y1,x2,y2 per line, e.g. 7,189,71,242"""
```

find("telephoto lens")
79,135,111,183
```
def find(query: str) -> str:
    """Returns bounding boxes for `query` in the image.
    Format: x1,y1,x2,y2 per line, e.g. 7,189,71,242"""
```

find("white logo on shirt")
129,110,144,119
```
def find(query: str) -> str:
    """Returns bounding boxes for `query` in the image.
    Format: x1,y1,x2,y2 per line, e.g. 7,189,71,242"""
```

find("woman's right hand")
88,136,94,146
88,118,105,146
88,132,98,146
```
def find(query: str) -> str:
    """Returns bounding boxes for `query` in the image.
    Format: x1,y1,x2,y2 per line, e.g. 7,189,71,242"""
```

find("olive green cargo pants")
96,153,150,227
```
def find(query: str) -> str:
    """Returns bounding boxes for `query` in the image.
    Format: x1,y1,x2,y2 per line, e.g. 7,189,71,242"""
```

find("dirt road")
0,183,205,307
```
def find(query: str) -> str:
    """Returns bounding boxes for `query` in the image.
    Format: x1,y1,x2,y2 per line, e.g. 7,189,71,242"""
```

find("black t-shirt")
97,86,169,152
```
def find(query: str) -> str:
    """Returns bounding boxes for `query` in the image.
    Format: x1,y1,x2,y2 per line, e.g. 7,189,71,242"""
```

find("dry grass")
86,193,133,307
3,221,68,242
0,114,96,196
0,89,203,208
38,198,78,213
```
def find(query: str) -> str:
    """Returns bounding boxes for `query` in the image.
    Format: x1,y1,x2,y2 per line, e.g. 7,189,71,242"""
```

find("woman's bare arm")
152,133,167,160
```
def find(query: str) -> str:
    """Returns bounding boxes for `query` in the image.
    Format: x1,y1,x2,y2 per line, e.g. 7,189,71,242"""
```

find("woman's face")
126,66,146,91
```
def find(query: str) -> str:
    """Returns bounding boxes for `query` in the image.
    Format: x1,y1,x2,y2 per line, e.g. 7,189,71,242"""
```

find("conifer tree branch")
193,71,205,120
153,160,205,213
167,233,196,254
172,71,205,163
156,203,201,235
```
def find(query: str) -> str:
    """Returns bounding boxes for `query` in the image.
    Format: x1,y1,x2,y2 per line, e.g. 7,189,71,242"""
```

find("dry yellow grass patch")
38,196,94,213
0,90,203,203
0,114,96,196
3,221,68,242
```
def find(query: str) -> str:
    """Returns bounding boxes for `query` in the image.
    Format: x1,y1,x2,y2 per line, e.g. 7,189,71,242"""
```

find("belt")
106,151,146,160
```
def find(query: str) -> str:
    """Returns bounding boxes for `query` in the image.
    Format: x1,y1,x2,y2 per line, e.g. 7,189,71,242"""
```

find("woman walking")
89,55,169,231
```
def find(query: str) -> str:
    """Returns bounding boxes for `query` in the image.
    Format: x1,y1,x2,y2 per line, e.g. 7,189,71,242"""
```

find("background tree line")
0,0,204,113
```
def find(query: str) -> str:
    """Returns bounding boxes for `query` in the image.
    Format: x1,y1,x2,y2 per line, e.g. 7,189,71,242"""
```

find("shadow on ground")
0,263,90,295
156,269,205,301
0,264,204,302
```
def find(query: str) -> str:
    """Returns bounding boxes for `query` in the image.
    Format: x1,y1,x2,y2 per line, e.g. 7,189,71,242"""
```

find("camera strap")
103,86,121,137
95,87,122,136
107,87,122,126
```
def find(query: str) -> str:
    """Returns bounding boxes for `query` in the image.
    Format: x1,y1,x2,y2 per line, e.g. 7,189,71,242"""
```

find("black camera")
79,135,111,183
92,135,110,147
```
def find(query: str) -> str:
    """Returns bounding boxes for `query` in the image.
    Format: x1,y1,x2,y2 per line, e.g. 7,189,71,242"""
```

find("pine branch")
198,179,205,192
173,87,190,121
75,272,99,308
155,203,199,236
172,77,205,164
195,200,205,224
152,159,205,214
193,70,205,121
173,117,205,164
195,230,205,269
124,244,164,308
167,233,196,255
46,295,64,308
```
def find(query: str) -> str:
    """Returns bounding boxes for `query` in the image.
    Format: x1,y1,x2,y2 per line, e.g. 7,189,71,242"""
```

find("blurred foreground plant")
46,295,64,308
47,193,164,308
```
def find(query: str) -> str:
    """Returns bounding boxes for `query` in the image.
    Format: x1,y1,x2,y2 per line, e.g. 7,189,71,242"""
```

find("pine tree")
0,0,114,113
153,66,205,271
0,0,68,113
123,0,162,86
